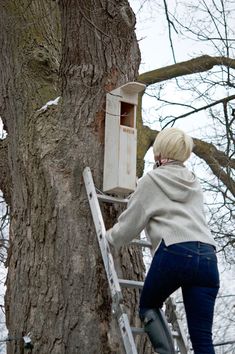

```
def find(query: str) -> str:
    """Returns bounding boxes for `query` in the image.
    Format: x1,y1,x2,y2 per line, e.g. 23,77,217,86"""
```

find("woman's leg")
182,243,220,354
139,242,183,354
182,286,219,354
139,242,183,313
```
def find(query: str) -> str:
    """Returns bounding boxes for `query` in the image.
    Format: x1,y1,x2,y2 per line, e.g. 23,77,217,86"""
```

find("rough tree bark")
0,1,147,353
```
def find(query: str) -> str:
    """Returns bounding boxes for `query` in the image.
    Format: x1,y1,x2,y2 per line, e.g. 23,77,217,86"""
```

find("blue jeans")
139,241,220,354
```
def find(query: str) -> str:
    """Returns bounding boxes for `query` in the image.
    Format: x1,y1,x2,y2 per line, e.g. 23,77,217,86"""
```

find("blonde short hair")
153,128,194,162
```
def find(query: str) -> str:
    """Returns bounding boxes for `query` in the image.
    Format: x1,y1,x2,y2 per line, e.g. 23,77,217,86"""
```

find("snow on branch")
37,96,61,112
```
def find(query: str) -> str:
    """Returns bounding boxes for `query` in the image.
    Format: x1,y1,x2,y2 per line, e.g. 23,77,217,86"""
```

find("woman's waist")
160,239,216,256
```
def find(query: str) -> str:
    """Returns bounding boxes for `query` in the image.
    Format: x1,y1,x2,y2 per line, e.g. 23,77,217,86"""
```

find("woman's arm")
105,177,150,249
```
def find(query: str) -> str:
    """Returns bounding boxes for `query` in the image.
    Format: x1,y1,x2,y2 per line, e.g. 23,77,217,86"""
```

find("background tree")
134,0,235,259
136,55,235,256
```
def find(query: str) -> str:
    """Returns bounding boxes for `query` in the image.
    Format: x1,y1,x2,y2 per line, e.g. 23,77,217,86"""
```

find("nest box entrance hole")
120,102,135,128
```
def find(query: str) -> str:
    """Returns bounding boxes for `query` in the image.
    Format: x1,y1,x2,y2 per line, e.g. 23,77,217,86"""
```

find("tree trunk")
0,1,146,353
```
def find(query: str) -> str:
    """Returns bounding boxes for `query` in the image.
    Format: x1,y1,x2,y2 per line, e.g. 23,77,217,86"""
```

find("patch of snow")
0,118,7,139
37,96,61,112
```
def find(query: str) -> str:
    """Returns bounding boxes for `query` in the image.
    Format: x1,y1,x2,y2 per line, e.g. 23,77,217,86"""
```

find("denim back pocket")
200,253,220,288
158,246,195,284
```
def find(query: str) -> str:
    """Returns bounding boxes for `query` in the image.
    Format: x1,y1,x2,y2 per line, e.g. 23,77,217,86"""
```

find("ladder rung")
131,327,179,338
131,239,152,248
97,193,129,204
131,327,145,335
172,330,180,338
118,279,144,289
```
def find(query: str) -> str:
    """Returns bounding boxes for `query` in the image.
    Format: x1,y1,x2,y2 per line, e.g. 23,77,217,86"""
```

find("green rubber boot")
143,309,176,354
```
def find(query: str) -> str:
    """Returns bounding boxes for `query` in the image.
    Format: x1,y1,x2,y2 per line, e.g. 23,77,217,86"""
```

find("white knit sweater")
106,163,216,250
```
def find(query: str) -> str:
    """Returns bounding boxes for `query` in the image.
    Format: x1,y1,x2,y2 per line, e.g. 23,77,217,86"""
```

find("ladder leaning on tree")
83,167,189,354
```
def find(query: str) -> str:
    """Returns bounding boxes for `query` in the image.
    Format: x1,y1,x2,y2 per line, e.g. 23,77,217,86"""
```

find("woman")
106,128,220,354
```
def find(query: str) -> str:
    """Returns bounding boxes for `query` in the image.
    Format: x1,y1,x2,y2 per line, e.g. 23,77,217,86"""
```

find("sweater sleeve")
105,178,149,249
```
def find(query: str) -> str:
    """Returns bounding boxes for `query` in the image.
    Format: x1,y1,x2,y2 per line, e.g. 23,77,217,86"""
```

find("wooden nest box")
103,82,146,195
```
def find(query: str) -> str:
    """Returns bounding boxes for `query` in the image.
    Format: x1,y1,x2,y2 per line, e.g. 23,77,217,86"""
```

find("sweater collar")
153,160,184,169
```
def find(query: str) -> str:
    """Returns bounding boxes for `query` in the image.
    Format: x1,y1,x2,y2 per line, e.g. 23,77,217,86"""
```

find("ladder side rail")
118,313,138,354
83,167,122,300
165,297,189,354
83,167,138,354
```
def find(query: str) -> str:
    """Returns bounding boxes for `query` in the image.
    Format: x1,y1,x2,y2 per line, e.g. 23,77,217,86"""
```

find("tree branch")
136,123,235,195
162,94,235,127
138,55,235,86
162,0,177,63
193,138,235,196
0,138,11,205
136,54,235,193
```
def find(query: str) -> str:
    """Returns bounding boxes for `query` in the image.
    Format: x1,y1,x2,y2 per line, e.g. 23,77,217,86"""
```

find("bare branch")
193,138,235,196
162,0,177,63
138,55,235,86
162,94,235,127
137,122,235,195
